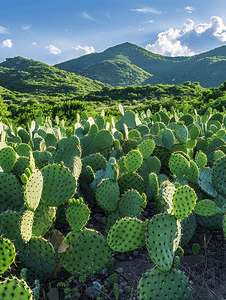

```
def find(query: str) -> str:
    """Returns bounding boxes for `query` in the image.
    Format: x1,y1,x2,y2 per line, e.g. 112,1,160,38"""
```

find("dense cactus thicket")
0,104,226,299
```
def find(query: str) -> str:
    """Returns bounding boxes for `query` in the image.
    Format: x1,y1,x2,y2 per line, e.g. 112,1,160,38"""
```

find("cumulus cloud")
0,26,8,34
2,39,12,48
58,45,95,63
130,7,162,14
146,16,226,56
145,20,154,23
45,45,61,55
32,42,37,45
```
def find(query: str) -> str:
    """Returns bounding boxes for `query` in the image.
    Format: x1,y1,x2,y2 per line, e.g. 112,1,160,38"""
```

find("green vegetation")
55,42,226,88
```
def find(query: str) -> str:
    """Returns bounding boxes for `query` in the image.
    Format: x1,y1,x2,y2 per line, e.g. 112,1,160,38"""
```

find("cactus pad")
58,228,112,276
96,179,120,212
0,236,16,274
138,268,191,300
24,169,43,211
212,156,226,197
169,152,190,181
0,146,17,173
117,172,146,195
118,189,144,217
94,129,113,150
194,200,218,216
124,150,143,173
0,277,33,299
137,139,155,159
175,123,188,144
173,185,197,220
107,218,147,252
162,128,175,150
20,210,34,243
198,168,218,198
66,202,90,231
146,213,181,271
41,164,77,206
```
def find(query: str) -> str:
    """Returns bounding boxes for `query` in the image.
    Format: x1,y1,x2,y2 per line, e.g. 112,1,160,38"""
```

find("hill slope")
0,56,107,101
55,42,226,88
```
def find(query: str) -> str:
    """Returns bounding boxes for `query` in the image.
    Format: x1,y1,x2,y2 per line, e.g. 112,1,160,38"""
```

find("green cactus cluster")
1,104,226,299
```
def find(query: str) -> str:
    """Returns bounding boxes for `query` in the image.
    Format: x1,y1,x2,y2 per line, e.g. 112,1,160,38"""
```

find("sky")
1,0,226,65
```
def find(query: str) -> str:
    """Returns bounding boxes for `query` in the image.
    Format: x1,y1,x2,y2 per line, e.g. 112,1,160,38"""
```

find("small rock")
129,256,133,260
100,268,108,277
133,251,139,257
115,267,124,274
124,285,132,294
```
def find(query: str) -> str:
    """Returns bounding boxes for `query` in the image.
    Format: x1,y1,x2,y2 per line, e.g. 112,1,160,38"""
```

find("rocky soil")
39,201,226,300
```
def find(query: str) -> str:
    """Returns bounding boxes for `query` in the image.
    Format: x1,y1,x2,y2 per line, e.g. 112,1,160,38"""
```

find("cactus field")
0,105,226,299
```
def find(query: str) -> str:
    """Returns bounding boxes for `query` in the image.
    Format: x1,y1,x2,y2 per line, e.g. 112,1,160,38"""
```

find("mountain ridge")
55,42,226,88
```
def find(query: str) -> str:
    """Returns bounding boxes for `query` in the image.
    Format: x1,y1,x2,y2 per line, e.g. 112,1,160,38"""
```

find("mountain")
0,56,107,102
55,42,226,88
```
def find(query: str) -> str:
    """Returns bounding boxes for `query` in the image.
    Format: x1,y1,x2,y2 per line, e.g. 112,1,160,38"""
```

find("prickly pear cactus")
175,122,188,144
124,150,143,173
195,151,207,168
118,189,146,218
138,268,191,300
0,236,16,274
173,185,197,220
198,168,218,198
212,155,226,197
107,217,147,252
65,200,90,231
137,139,155,159
41,164,77,206
20,210,34,243
58,228,112,276
0,277,33,299
96,179,120,212
24,169,43,211
16,143,32,158
18,236,57,275
169,152,190,181
32,201,56,236
93,129,113,150
162,128,175,150
0,173,24,213
146,213,181,272
12,156,30,177
0,146,17,173
117,172,146,195
194,200,218,216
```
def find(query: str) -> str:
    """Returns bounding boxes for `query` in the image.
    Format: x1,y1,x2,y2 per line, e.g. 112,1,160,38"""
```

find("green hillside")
55,42,226,88
0,56,107,105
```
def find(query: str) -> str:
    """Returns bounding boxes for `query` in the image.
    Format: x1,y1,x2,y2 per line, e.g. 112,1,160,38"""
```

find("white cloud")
130,7,162,14
0,26,8,34
146,28,195,56
32,42,37,46
82,12,95,21
146,16,226,56
184,6,195,13
145,20,154,24
58,45,95,63
2,39,12,48
45,45,61,55
23,25,31,31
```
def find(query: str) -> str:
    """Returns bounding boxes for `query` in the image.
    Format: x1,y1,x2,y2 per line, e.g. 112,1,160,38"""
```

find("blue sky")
1,0,226,65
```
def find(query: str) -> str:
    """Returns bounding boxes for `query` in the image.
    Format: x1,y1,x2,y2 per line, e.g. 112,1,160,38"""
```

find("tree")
0,96,9,119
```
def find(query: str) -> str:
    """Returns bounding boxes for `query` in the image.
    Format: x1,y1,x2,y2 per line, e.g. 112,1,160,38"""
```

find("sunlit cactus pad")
24,169,43,211
146,213,181,272
107,217,146,252
0,277,33,300
41,164,77,206
20,210,34,243
0,236,16,274
138,268,191,300
169,152,190,180
58,228,112,276
172,185,197,220
137,139,155,159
